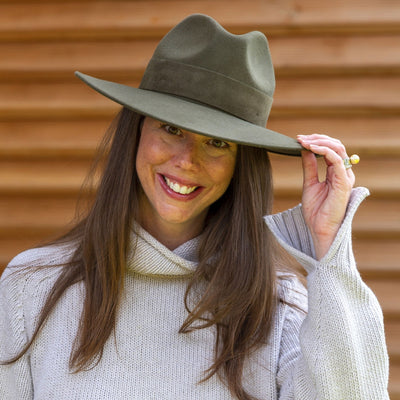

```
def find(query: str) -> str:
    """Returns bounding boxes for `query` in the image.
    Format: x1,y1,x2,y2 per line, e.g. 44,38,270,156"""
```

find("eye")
160,123,182,136
208,138,230,149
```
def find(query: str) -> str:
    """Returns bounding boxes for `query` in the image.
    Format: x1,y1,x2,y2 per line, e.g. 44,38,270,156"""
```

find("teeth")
164,176,198,195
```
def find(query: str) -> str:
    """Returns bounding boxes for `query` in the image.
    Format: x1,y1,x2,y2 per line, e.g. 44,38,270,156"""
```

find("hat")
75,14,303,156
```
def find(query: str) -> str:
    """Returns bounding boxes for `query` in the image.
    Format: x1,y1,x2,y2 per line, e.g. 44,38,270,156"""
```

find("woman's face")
136,117,237,238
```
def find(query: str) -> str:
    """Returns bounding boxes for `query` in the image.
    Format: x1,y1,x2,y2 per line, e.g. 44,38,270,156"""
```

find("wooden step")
0,0,399,42
1,116,399,159
1,76,400,120
1,34,399,81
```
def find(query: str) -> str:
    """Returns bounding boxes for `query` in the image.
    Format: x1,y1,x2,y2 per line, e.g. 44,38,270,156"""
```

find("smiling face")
135,117,237,247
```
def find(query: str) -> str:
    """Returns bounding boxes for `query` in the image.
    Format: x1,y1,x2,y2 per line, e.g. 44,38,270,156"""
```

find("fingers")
297,133,355,185
297,134,346,159
301,149,319,186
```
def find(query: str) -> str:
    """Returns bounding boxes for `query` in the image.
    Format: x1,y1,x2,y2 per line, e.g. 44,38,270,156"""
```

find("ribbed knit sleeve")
1,245,73,400
264,187,390,399
0,266,33,399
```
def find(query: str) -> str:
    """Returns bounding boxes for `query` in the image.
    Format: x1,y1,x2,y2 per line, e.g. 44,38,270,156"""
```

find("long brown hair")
4,107,286,400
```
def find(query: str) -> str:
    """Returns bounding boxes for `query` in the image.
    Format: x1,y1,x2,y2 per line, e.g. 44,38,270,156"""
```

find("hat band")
139,58,272,127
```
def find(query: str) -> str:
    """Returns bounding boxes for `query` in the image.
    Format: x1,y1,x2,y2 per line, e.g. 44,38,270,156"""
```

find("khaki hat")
75,14,303,156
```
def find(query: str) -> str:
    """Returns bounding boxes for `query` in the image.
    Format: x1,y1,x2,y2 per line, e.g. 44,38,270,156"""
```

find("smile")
163,176,199,195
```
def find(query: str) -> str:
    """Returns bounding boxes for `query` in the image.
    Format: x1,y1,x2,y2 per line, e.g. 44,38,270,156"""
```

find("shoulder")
6,242,76,270
1,243,76,302
1,244,78,338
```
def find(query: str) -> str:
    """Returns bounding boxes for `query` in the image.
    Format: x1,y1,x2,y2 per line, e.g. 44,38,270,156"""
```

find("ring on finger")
343,154,360,169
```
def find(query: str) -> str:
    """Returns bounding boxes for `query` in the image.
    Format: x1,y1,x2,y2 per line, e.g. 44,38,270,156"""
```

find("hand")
297,134,355,260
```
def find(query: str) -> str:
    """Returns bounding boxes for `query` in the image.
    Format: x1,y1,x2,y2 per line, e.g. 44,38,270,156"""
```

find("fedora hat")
75,14,303,156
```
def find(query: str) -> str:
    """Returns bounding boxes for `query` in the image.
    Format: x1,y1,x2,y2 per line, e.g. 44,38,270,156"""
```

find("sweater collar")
126,224,200,277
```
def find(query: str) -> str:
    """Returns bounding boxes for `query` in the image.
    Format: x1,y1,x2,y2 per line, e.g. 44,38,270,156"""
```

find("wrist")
310,230,338,260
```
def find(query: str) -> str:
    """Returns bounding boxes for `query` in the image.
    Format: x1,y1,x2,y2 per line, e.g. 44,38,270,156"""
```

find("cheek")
209,156,236,191
136,136,167,177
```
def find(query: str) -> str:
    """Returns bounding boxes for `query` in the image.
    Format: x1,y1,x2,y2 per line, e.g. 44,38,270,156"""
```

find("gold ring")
344,154,360,169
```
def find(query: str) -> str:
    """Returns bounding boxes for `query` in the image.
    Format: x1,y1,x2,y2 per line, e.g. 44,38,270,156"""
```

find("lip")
157,173,204,201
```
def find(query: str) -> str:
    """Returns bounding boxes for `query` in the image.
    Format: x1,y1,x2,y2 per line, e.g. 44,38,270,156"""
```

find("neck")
137,196,206,250
138,216,205,250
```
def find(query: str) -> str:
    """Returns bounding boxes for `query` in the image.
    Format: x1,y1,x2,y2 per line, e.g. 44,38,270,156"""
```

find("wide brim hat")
75,14,303,156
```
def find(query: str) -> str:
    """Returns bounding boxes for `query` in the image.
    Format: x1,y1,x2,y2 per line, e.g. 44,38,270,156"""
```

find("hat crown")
156,15,275,96
140,14,276,126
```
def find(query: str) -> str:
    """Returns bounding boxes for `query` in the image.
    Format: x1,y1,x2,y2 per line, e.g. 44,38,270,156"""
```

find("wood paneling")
0,0,399,40
0,0,399,396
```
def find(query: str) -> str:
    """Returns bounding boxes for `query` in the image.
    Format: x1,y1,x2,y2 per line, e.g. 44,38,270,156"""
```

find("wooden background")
0,0,399,396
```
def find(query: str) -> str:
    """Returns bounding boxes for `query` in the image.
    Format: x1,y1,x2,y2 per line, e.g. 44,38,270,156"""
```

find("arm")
266,188,389,399
0,266,34,399
0,244,74,399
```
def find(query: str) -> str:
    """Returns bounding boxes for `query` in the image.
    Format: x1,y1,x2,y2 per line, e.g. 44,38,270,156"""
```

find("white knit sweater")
0,187,389,399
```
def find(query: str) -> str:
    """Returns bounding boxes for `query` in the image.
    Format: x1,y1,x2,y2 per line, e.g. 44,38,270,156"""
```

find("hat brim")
75,71,303,156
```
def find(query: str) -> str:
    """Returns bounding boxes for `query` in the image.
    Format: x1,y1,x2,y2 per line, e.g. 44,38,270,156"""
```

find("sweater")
0,187,389,399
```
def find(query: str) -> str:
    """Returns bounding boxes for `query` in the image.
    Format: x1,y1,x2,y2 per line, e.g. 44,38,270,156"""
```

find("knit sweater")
0,187,389,399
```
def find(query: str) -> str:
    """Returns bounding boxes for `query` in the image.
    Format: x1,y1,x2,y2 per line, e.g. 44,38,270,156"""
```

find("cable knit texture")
0,187,389,399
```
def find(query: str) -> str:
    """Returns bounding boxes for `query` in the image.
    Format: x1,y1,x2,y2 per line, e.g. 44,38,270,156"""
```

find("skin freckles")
136,117,238,250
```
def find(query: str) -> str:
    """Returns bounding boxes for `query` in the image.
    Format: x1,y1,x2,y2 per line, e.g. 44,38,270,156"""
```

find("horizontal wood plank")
390,363,400,399
1,77,400,120
365,278,400,319
267,116,400,156
0,40,154,82
0,119,109,158
274,196,400,237
274,76,400,111
0,0,399,42
0,159,93,194
1,34,399,81
355,238,400,279
270,155,400,197
386,320,400,361
0,195,81,231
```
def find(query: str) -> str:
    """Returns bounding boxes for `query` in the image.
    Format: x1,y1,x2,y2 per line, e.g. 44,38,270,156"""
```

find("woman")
0,14,389,400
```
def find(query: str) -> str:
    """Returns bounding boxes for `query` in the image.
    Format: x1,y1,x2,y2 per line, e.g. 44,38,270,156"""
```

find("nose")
174,138,201,170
